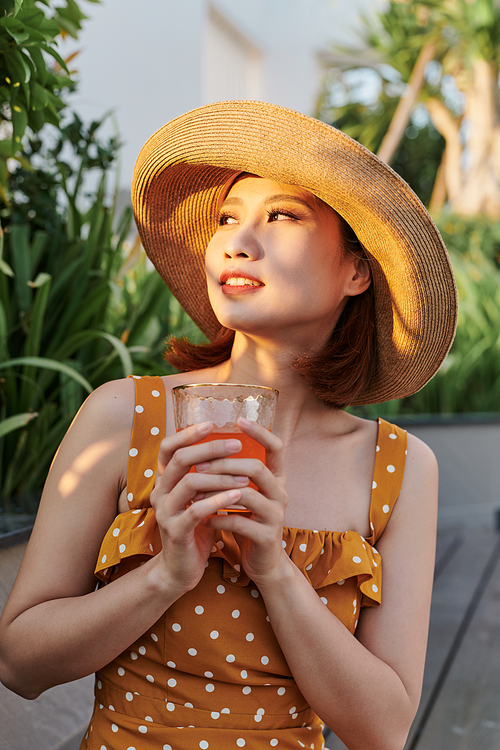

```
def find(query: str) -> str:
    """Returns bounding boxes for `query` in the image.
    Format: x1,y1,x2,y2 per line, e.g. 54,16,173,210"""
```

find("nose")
223,224,262,261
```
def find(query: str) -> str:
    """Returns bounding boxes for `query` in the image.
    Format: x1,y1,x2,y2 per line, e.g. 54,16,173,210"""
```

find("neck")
211,332,344,444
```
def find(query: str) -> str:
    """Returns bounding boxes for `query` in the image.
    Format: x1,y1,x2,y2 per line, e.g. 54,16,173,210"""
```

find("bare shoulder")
73,376,136,434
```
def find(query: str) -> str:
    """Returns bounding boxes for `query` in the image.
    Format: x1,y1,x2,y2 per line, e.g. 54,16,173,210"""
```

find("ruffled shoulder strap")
125,375,166,510
367,418,407,545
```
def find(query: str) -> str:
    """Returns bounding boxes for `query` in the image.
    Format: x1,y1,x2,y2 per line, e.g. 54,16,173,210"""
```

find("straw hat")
132,100,457,405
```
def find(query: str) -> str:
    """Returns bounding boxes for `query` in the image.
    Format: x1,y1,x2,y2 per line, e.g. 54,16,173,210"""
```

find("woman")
0,101,457,750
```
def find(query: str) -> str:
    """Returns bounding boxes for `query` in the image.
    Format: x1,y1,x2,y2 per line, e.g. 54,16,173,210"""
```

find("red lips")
219,269,264,295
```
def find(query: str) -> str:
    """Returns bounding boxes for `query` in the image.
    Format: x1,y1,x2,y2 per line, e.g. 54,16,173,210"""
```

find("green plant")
0,113,205,503
0,0,99,200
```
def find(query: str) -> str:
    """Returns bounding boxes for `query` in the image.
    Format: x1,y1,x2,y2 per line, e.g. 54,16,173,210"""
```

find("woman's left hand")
199,417,290,585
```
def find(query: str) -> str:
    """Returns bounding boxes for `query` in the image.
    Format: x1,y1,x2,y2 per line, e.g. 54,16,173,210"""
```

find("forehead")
224,175,315,203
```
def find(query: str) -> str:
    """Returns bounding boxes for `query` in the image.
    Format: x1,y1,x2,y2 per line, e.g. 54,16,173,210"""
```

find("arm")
0,381,247,699
204,423,438,750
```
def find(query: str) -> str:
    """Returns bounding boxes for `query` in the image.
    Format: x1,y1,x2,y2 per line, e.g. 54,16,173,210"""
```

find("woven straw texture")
132,100,457,405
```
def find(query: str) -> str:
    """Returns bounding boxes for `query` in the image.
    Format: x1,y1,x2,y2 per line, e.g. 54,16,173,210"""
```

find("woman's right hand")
149,421,248,595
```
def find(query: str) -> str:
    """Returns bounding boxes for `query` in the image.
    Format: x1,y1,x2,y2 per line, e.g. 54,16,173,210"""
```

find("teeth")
225,277,260,286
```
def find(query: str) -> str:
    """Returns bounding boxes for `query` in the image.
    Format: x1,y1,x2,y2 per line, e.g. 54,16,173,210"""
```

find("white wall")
62,0,376,188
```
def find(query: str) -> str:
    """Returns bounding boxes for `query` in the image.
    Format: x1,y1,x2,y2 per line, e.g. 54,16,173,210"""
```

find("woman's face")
205,176,369,348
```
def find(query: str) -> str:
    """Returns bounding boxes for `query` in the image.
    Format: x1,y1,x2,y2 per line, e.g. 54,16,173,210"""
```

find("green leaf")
9,224,32,312
0,411,38,438
0,357,93,394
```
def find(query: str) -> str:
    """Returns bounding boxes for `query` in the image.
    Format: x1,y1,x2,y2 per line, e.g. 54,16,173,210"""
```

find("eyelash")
217,207,299,225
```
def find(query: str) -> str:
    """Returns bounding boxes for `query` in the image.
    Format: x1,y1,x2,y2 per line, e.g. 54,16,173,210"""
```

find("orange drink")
172,383,278,514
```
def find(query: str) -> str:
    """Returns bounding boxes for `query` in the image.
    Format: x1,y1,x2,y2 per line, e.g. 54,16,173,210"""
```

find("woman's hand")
149,421,251,595
199,417,290,586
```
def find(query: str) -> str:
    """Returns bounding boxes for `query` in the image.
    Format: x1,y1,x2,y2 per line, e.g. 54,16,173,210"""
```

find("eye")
267,209,297,222
218,211,238,226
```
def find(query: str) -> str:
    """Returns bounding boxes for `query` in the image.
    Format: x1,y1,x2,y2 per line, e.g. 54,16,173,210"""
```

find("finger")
161,489,243,533
152,470,250,515
236,417,285,478
157,431,243,490
157,421,213,474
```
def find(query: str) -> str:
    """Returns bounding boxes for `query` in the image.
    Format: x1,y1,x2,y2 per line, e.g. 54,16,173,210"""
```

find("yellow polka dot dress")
80,376,407,749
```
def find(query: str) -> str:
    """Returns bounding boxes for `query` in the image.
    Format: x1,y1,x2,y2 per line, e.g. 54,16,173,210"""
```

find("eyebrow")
220,194,315,211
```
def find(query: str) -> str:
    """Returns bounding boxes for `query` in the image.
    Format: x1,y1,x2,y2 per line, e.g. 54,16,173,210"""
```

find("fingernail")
234,475,249,483
227,489,241,501
225,439,242,452
197,421,212,433
195,462,210,472
238,417,251,427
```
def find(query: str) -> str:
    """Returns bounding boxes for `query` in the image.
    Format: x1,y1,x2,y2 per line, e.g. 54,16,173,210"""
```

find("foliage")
0,114,205,509
0,0,99,200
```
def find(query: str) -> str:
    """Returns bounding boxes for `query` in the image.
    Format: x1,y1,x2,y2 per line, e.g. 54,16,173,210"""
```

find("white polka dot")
352,556,362,563
389,433,397,439
234,563,240,571
277,687,286,695
130,652,138,660
337,579,345,585
205,683,215,692
289,706,297,714
117,667,125,676
164,746,172,750
210,630,219,639
382,504,390,513
172,623,181,632
204,671,213,678
144,469,154,478
152,390,160,397
146,674,154,683
372,584,379,593
245,633,254,642
232,609,240,618
237,740,246,747
211,711,220,719
240,670,248,679
109,705,115,711
299,543,307,552
111,724,118,733
132,509,141,514
151,633,158,642
386,464,395,473
353,599,357,606
119,543,126,553
292,712,298,719
188,648,197,656
138,726,147,734
132,375,141,379
282,540,287,548
261,655,269,665
373,547,379,554
221,708,231,714
101,555,107,564
370,521,375,530
217,585,225,594
168,678,177,687
306,563,313,571
195,605,204,615
126,692,133,701
167,661,176,668
242,686,252,694
372,481,377,490
135,405,144,413
199,742,209,749
185,702,193,708
129,448,138,457
376,444,380,451
150,427,160,435
101,746,107,750
216,540,224,549
139,646,146,655
127,492,133,502
320,597,328,605
166,702,175,711
226,654,236,662
270,741,279,747
112,528,120,537
257,708,265,715
251,589,259,598
97,680,102,689
254,714,262,722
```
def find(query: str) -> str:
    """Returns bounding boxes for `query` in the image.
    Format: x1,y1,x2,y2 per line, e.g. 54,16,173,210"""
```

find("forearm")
257,555,414,750
0,556,184,700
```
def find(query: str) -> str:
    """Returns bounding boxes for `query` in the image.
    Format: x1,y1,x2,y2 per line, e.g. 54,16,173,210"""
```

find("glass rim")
172,382,278,395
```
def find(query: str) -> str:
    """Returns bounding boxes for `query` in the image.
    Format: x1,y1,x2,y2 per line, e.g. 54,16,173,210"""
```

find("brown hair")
165,208,375,409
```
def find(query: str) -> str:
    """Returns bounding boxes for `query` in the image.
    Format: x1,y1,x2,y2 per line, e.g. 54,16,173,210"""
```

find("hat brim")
132,100,457,405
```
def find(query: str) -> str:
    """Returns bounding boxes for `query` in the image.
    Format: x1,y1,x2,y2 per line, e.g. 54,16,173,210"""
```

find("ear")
345,258,372,297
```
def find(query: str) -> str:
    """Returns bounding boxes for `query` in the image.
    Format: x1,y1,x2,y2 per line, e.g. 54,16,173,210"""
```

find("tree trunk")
377,42,436,164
